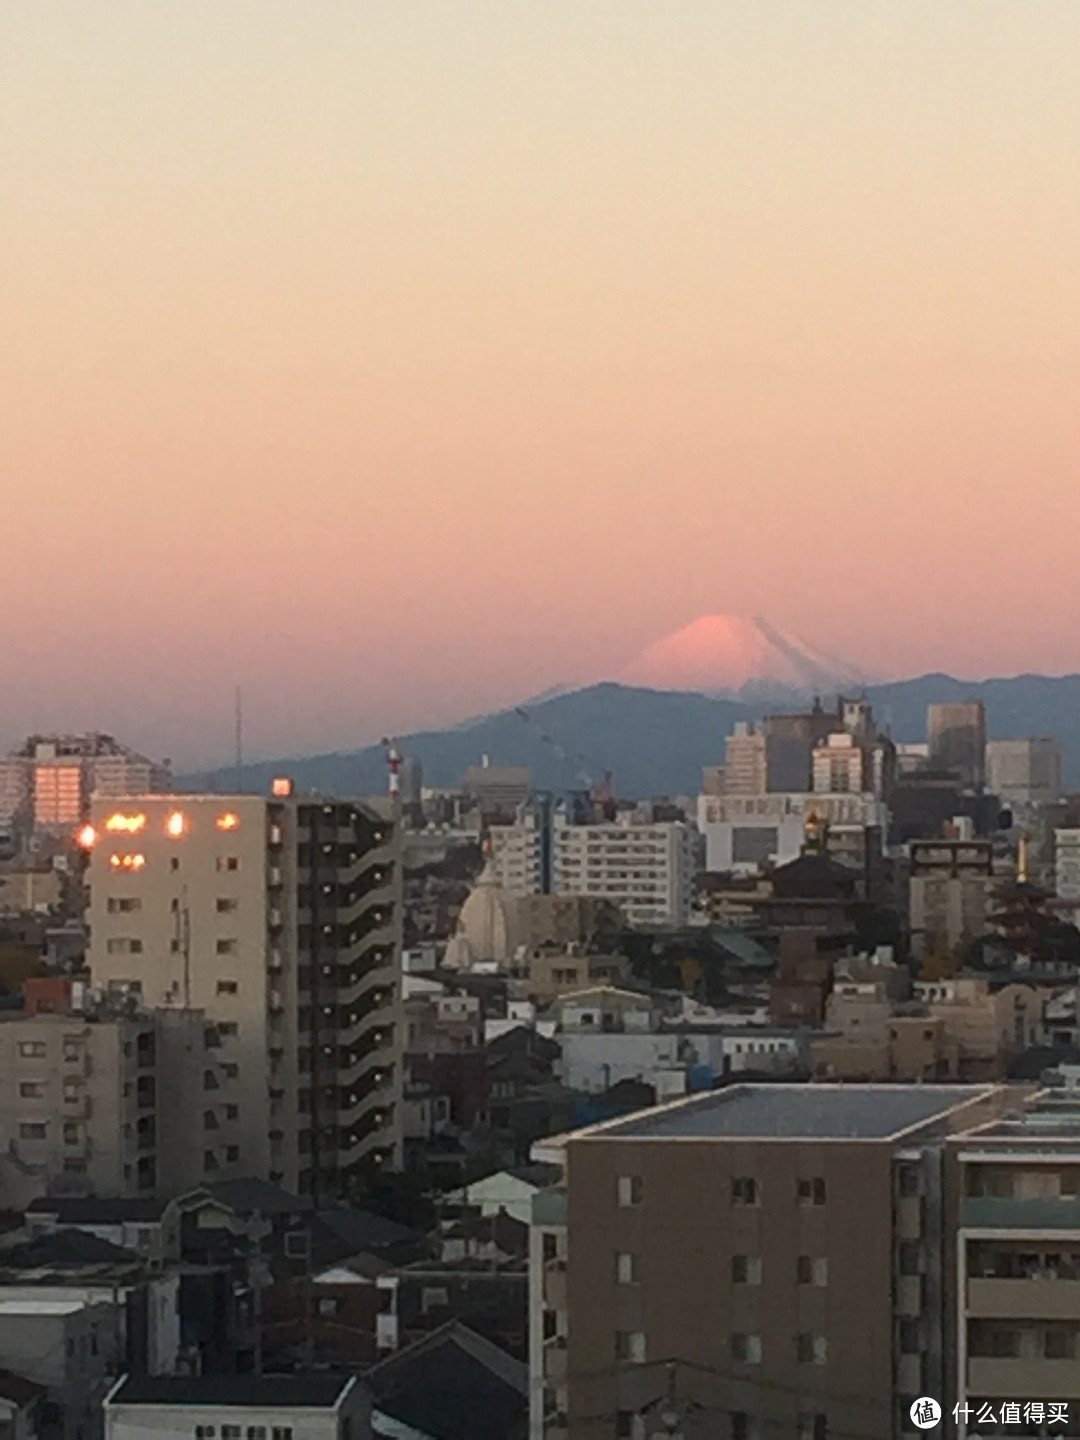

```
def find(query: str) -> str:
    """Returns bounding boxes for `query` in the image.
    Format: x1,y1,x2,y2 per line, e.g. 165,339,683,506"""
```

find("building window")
318,1297,339,1317
218,1022,239,1037
107,897,142,913
217,857,240,872
195,1429,216,1439
63,1122,79,1146
730,1415,755,1440
616,1252,640,1285
617,1175,643,1208
222,1063,239,1080
898,1240,921,1275
615,1331,647,1364
18,1042,47,1059
217,898,239,913
732,1255,761,1285
18,1082,45,1099
246,1430,267,1440
797,1177,826,1206
216,940,239,956
898,1165,920,1197
18,1123,46,1140
216,980,238,994
899,1319,920,1354
271,1430,293,1440
796,1256,828,1287
730,1333,761,1364
798,1416,828,1440
106,937,144,954
732,1177,759,1206
226,1104,239,1120
222,1429,242,1440
226,1145,240,1163
797,1332,827,1365
615,1415,640,1440
203,1150,218,1172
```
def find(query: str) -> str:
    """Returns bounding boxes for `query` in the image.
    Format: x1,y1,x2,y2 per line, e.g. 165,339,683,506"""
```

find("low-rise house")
103,1373,370,1440
0,1368,46,1440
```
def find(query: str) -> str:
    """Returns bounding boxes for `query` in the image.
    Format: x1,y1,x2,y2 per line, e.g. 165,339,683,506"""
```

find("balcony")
544,1337,568,1385
962,1196,1080,1231
967,1277,1080,1320
967,1357,1080,1399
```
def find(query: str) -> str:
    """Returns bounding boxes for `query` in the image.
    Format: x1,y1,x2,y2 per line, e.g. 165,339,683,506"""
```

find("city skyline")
5,3,1080,765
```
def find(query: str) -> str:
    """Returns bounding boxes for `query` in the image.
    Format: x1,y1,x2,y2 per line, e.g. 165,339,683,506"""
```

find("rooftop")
590,1083,999,1141
106,1374,355,1409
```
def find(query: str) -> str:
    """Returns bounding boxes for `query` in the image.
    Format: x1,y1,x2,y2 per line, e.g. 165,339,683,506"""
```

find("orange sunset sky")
3,3,1080,767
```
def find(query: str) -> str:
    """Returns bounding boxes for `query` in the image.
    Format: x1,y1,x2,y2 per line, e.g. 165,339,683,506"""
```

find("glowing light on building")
216,812,240,832
105,812,147,834
76,824,97,849
165,811,187,838
271,777,293,797
109,853,147,871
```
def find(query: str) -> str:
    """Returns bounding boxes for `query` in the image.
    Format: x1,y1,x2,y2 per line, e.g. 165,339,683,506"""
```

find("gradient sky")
4,2,1080,767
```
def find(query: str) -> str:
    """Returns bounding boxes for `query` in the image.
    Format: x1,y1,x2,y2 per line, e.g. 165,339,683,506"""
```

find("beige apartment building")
85,792,404,1200
530,1082,1020,1440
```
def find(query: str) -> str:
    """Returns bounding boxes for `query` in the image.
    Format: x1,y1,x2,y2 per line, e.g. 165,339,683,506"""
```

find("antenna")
234,687,243,793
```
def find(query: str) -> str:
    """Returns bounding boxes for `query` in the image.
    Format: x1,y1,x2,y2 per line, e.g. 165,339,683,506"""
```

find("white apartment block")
85,792,404,1201
490,818,696,928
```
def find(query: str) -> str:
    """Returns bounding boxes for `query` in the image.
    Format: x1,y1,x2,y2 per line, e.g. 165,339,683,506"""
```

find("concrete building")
913,978,1045,1079
722,725,768,795
530,1082,1016,1440
908,838,994,960
0,985,230,1201
103,1373,370,1440
491,818,697,929
928,703,987,790
462,761,531,823
0,734,172,833
698,792,887,876
0,1296,113,1440
1055,828,1080,902
85,792,404,1200
986,738,1063,809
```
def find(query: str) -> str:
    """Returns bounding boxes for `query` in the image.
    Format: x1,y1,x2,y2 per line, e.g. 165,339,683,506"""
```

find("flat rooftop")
592,1083,998,1141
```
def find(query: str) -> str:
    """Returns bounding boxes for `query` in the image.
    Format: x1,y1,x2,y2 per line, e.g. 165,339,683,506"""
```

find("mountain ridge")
179,672,1080,798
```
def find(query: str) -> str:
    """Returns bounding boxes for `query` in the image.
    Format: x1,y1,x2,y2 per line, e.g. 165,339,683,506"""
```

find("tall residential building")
530,1082,1015,1440
0,734,172,832
928,703,987,790
1055,828,1080,902
986,738,1063,809
490,817,697,928
722,725,768,795
85,792,403,1199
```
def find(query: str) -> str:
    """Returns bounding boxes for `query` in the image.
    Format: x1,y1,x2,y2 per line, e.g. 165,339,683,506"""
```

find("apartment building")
0,733,171,832
947,1092,1080,1437
928,703,987,790
491,818,696,928
531,1082,1017,1440
85,792,404,1199
986,739,1063,810
1055,829,1080,903
908,839,994,960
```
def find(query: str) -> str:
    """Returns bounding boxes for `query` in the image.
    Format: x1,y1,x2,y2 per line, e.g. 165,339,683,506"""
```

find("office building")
986,738,1063,810
928,704,987,790
530,1082,1015,1440
0,734,171,833
908,839,994,960
85,792,404,1199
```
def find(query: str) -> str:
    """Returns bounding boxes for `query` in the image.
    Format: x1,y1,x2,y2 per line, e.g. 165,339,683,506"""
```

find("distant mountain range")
180,672,1080,799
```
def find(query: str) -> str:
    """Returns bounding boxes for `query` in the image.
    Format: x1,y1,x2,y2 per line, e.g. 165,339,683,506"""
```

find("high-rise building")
908,838,994,960
928,704,987,790
85,792,403,1199
490,816,697,928
986,738,1063,809
722,725,768,795
0,734,171,833
530,1082,1015,1440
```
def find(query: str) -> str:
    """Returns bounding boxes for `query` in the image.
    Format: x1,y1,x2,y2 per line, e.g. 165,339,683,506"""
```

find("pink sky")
3,3,1080,766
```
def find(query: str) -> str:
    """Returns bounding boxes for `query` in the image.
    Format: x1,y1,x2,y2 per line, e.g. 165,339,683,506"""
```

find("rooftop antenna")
234,687,243,793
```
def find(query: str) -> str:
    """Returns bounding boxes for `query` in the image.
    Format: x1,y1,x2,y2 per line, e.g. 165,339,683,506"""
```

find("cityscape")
6,4,1080,1439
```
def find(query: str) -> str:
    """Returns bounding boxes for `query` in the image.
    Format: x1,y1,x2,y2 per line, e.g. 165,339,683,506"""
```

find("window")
247,1430,267,1440
615,1330,647,1364
19,1122,46,1140
216,939,239,956
218,1022,238,1037
226,1145,240,1163
542,1310,558,1342
798,1416,828,1440
542,1233,558,1262
19,1082,44,1099
63,1122,79,1145
616,1252,640,1285
226,1104,239,1120
195,1428,215,1439
898,1165,920,1198
617,1174,643,1207
730,1333,761,1364
732,1255,761,1285
797,1256,827,1287
1045,1329,1075,1360
216,980,238,995
107,897,142,913
318,1297,339,1316
106,937,143,954
170,857,180,871
222,1063,239,1080
222,1429,242,1440
899,1241,921,1275
217,856,240,872
797,1177,826,1206
272,1430,293,1440
616,1415,639,1440
899,1319,920,1354
797,1332,827,1365
732,1177,759,1206
730,1415,753,1440
217,898,239,913
18,1042,46,1059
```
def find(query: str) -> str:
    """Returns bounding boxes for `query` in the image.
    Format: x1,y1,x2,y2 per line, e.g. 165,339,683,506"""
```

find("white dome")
454,854,519,966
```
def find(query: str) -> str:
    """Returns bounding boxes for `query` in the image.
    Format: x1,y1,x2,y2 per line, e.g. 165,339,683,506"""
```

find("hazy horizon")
6,3,1080,767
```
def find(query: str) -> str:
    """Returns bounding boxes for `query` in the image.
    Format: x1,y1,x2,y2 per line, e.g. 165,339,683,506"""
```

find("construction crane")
512,706,615,811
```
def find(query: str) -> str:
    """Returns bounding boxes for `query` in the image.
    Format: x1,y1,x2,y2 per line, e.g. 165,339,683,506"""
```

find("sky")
3,2,1080,768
